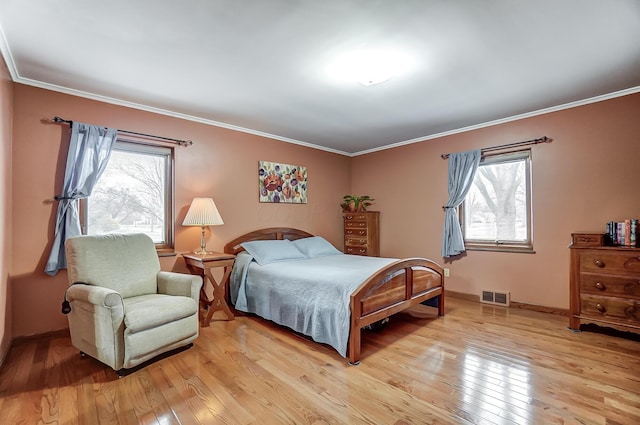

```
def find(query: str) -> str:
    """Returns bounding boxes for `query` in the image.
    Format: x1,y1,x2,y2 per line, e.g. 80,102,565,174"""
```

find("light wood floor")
1,297,639,425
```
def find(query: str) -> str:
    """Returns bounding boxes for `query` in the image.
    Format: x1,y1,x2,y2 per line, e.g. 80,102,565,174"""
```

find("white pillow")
240,239,306,266
292,236,342,258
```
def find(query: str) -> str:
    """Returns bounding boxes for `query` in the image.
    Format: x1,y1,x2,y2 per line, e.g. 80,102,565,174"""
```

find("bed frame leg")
348,327,362,366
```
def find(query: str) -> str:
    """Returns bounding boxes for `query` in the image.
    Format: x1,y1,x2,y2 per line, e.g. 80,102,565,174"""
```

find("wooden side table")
182,252,236,326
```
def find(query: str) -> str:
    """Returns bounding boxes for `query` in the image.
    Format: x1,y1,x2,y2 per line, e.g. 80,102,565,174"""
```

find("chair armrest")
157,271,202,302
66,284,125,332
67,284,123,308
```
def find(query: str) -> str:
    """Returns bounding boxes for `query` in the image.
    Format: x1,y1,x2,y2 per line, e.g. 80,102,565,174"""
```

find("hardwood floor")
1,297,639,424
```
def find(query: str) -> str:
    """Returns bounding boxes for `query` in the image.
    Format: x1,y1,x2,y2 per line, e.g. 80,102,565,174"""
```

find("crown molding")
1,30,638,159
352,86,640,156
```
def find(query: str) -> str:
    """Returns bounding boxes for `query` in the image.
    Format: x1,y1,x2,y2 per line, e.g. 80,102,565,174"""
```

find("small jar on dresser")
343,211,380,256
569,232,640,333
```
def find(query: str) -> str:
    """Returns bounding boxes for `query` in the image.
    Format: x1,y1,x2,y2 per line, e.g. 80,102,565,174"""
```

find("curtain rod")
440,136,550,159
52,116,193,147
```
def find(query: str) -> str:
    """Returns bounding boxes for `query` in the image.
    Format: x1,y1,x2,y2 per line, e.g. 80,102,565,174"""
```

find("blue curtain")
45,123,117,276
441,150,481,258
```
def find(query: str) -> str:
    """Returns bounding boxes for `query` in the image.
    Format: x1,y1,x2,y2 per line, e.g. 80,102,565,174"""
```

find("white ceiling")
1,1,639,156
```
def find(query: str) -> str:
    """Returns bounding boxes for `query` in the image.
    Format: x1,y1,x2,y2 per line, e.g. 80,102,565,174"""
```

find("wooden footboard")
348,258,444,365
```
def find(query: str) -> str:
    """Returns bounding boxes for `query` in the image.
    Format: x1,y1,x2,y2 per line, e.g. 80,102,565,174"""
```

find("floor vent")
481,290,510,307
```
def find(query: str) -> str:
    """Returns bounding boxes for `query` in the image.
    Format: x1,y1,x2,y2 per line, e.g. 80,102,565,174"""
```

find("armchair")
64,233,202,375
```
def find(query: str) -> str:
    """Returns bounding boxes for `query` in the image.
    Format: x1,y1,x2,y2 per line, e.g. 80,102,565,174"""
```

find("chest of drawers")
569,235,640,333
342,211,380,256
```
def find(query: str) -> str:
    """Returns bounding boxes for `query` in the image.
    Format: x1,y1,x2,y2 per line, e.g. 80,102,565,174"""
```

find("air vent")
481,290,510,307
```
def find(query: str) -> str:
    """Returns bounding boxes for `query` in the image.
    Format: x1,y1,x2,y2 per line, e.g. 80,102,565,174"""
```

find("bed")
223,227,445,364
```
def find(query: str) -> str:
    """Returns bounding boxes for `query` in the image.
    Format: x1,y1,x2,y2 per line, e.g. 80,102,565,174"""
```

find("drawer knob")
359,223,366,227
581,237,591,242
594,282,606,291
593,259,605,268
625,305,637,319
595,303,606,314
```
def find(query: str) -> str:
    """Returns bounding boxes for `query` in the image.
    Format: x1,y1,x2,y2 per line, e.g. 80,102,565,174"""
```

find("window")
82,140,175,253
460,150,533,252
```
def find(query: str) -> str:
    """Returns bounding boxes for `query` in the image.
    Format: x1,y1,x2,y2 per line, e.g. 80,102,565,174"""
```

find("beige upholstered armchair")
64,233,202,376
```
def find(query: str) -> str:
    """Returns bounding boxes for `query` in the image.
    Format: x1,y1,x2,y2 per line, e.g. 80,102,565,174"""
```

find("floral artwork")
259,161,307,203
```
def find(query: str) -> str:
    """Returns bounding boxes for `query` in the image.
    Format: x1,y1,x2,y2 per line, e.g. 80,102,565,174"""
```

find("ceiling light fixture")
326,48,413,87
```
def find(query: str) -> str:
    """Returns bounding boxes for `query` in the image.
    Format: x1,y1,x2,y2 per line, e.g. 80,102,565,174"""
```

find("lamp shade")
182,197,224,226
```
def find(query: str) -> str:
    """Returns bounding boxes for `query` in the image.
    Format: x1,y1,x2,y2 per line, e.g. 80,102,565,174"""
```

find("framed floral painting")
259,161,307,203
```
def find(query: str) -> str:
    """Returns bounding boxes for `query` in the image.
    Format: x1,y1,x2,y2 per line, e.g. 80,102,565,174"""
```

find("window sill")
157,249,177,257
465,245,535,254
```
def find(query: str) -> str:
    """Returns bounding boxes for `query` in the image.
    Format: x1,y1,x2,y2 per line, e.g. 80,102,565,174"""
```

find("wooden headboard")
223,227,314,255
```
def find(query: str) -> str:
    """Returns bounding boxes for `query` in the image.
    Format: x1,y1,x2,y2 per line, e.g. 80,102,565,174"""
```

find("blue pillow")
240,239,306,266
292,236,342,258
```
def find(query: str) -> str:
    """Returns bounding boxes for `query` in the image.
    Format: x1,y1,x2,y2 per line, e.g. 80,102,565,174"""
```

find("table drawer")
579,251,640,275
580,274,640,297
581,294,640,324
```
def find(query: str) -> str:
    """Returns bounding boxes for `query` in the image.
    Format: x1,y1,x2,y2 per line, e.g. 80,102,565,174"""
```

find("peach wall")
11,84,350,337
351,93,640,309
9,80,640,337
0,53,12,363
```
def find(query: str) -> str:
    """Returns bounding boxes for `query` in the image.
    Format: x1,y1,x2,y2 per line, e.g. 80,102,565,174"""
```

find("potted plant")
341,195,375,212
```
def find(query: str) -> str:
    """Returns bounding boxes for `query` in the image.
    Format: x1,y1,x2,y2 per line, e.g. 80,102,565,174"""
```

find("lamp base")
194,226,211,255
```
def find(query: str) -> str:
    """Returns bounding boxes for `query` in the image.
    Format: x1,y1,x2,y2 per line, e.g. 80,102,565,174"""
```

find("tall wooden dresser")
342,211,380,256
569,232,640,333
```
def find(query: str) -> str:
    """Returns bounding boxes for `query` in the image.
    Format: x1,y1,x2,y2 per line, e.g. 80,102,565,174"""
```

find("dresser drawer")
343,213,369,221
345,228,367,237
345,246,368,255
579,251,640,275
345,237,368,246
345,220,368,229
571,233,605,247
580,274,640,298
581,294,640,325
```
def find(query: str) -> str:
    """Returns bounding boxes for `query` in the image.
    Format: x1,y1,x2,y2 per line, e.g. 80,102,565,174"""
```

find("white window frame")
81,139,175,254
460,150,533,253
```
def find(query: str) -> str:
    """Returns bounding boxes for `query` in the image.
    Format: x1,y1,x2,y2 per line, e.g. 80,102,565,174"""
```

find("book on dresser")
606,219,638,247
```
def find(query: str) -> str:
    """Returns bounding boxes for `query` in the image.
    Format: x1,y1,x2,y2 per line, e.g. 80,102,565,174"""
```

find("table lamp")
182,197,224,254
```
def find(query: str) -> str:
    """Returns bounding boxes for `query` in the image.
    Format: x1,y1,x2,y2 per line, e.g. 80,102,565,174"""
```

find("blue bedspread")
230,252,397,357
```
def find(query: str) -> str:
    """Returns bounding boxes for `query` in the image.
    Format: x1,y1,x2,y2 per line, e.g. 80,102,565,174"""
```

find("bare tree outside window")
461,150,532,251
84,141,174,249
